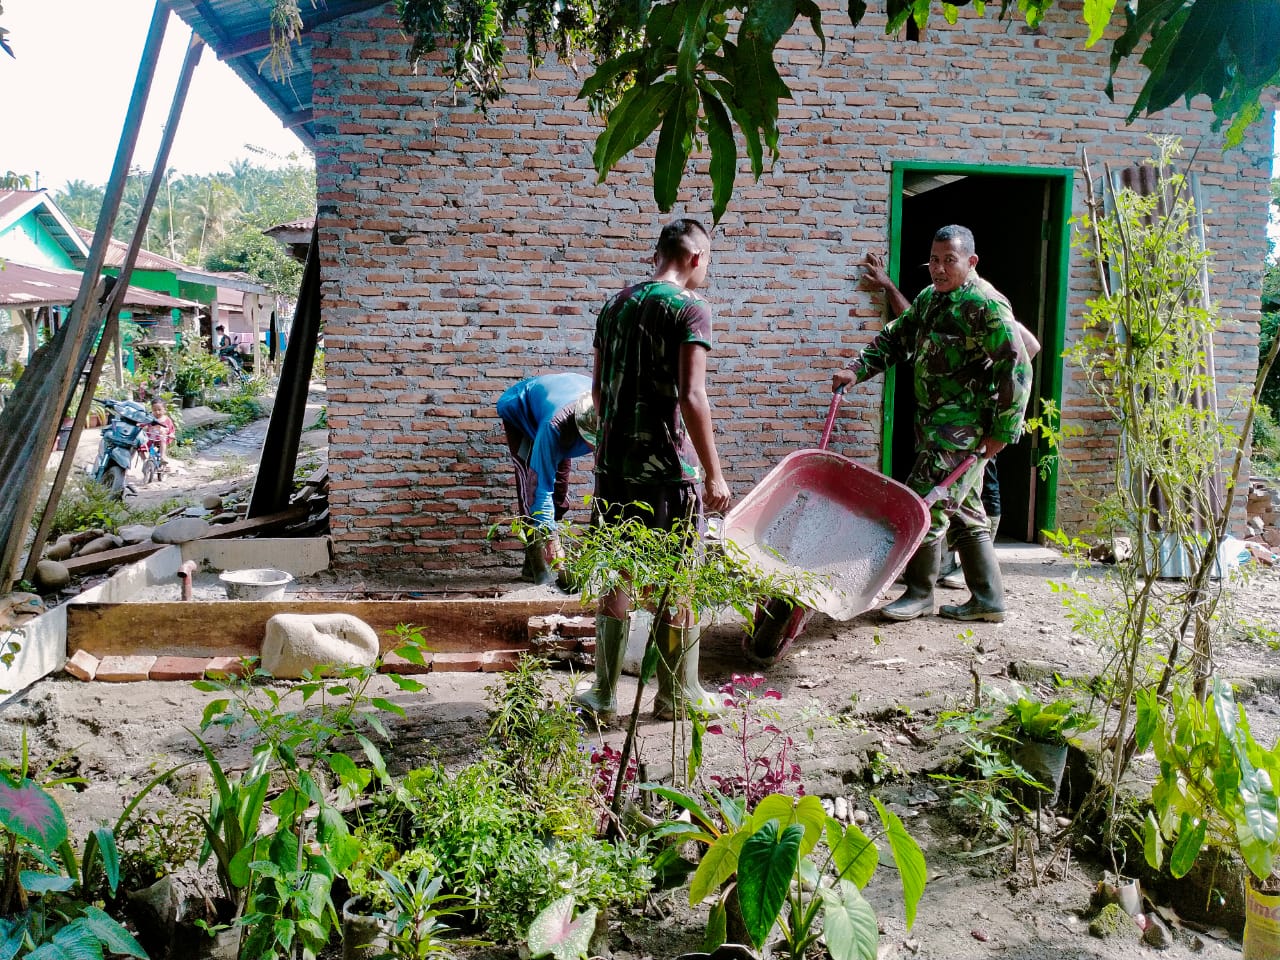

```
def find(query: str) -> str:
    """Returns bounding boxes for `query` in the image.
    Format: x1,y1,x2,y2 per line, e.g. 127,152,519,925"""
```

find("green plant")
487,835,651,942
1022,141,1280,863
1140,676,1280,885
210,385,265,429
372,868,473,959
194,636,428,959
654,789,925,958
994,682,1098,745
116,800,206,890
517,507,818,817
484,656,597,836
45,474,132,537
173,341,225,398
0,736,147,959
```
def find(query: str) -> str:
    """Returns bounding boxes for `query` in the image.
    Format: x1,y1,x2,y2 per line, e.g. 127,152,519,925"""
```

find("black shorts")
592,474,704,536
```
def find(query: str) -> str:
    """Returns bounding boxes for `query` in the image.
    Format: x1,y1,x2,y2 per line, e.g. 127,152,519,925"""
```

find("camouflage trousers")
904,448,989,546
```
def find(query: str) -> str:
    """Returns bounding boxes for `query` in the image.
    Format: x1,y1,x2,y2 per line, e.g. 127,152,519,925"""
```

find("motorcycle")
90,398,156,498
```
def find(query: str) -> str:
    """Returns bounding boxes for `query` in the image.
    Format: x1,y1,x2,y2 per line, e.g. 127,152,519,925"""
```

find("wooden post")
20,30,204,586
248,226,320,517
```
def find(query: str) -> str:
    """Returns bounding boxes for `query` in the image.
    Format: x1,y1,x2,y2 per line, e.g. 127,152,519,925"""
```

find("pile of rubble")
1245,476,1280,551
29,467,330,595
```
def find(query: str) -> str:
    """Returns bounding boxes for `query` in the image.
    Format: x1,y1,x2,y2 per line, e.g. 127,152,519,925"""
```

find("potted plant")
993,682,1097,805
1141,677,1280,959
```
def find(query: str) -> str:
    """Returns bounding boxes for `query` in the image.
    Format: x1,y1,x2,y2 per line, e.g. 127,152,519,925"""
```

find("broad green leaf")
1135,687,1160,752
737,820,802,948
703,895,728,951
829,819,878,889
90,826,120,895
0,777,67,854
731,31,789,159
200,698,230,728
690,831,747,904
794,0,826,54
580,48,647,101
750,794,825,856
1169,813,1206,879
820,879,878,960
655,85,696,211
592,81,677,182
81,905,148,958
873,796,926,929
43,918,99,958
1212,677,1237,741
741,0,797,49
641,784,717,833
676,0,714,85
1083,0,1118,45
0,914,26,960
19,871,74,894
639,636,661,685
699,84,737,224
1143,810,1165,870
847,0,868,25
708,75,763,178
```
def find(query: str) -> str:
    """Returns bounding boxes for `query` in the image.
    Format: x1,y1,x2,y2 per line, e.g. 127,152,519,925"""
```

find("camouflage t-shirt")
850,274,1033,451
593,279,712,484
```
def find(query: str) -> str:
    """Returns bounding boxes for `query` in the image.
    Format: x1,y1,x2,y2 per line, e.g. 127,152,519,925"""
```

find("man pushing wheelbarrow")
727,225,1033,663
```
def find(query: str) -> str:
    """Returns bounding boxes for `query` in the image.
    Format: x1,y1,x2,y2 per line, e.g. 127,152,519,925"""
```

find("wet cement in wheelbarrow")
760,491,897,608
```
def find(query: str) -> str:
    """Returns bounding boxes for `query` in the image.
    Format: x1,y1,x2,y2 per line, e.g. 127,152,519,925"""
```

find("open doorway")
884,164,1073,543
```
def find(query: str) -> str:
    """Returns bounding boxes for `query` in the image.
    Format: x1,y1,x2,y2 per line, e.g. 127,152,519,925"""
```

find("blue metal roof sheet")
160,0,387,148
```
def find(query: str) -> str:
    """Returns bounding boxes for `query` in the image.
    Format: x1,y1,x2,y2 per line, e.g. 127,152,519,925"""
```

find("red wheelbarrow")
722,389,976,665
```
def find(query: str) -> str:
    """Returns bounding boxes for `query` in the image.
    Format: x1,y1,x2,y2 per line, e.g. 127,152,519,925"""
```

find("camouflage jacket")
851,274,1033,451
593,279,711,484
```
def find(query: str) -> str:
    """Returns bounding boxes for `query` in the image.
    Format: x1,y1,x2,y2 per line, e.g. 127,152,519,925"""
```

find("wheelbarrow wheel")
744,598,811,667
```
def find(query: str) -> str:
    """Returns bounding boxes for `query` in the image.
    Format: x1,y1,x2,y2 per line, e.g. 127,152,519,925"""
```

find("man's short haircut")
933,224,976,255
656,218,710,260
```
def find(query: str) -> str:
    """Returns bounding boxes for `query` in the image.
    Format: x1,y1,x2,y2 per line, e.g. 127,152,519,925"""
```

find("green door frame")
884,161,1074,538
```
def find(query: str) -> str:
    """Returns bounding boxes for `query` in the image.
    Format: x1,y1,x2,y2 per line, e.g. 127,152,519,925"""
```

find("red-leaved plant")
706,673,803,809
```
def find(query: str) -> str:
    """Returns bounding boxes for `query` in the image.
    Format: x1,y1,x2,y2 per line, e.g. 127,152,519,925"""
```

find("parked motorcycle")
91,398,156,498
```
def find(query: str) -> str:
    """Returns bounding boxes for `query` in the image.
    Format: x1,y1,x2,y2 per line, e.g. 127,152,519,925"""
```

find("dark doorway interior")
890,172,1062,543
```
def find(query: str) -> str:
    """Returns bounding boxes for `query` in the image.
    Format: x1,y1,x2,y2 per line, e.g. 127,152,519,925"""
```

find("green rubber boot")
939,529,1007,623
653,622,723,721
882,540,941,621
571,615,626,722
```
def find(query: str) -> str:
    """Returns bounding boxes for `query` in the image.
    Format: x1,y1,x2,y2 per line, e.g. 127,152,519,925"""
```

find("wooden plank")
58,504,312,577
66,598,592,659
61,541,166,577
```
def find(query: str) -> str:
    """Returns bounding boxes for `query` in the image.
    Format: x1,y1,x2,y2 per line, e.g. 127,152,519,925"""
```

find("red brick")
64,649,99,682
150,657,211,682
96,656,158,683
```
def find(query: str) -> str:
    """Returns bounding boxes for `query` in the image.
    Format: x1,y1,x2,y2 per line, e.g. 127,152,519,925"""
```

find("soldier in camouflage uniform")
834,225,1033,623
571,218,730,724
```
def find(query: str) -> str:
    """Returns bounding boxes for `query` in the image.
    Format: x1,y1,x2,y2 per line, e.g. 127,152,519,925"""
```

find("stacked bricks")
1246,479,1280,550
310,1,1274,576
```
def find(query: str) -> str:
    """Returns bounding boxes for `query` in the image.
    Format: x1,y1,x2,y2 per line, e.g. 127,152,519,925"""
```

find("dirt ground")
7,408,1280,959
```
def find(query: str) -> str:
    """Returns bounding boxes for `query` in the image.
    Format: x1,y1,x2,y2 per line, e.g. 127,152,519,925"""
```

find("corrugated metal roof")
71,227,267,294
0,260,199,312
160,0,389,148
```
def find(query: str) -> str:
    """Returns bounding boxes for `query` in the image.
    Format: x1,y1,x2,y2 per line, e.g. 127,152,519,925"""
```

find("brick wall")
311,1,1274,576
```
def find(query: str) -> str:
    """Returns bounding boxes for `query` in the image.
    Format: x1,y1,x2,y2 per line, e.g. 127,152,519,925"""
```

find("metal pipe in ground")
176,561,198,602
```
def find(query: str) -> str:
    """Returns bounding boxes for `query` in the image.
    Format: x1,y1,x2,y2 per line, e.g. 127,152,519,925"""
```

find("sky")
2,1,310,194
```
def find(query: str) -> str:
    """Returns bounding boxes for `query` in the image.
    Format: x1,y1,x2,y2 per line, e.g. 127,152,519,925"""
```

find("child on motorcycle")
147,400,176,463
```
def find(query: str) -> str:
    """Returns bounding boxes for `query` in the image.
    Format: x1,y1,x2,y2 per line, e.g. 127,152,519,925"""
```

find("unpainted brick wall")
311,1,1274,576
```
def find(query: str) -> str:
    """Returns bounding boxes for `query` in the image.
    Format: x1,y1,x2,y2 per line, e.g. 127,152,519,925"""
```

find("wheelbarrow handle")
818,386,846,451
922,454,980,506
